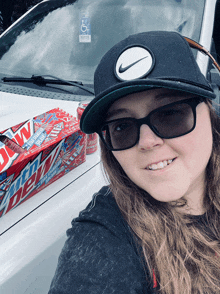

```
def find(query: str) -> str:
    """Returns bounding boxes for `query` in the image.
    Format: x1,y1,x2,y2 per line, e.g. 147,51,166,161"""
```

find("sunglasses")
184,37,220,73
99,97,204,151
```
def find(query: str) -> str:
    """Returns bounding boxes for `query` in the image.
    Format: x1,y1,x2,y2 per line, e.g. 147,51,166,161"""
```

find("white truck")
0,0,220,293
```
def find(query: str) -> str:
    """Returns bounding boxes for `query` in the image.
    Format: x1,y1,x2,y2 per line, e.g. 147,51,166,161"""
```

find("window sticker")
79,13,91,43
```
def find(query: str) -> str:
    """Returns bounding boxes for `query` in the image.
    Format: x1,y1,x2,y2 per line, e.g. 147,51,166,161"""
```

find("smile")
146,158,176,171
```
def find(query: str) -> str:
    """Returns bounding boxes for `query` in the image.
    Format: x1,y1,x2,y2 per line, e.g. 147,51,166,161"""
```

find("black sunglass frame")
98,97,205,151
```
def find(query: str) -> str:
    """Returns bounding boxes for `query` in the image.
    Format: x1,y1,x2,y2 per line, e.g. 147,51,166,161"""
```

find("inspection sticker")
79,13,91,43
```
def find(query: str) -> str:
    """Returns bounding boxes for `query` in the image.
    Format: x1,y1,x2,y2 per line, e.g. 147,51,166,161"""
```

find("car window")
0,0,205,84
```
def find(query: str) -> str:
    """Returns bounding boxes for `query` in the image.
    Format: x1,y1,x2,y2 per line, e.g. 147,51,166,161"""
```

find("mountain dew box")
0,108,86,218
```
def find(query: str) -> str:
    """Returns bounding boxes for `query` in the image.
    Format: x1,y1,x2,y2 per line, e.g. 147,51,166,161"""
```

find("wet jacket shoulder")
48,186,154,294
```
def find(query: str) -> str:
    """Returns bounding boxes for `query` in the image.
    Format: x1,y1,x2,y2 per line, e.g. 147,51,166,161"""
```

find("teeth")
148,159,174,170
163,160,168,167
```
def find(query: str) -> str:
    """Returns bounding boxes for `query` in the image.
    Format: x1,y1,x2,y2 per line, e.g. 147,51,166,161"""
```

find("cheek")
112,151,133,169
112,150,137,180
172,106,213,173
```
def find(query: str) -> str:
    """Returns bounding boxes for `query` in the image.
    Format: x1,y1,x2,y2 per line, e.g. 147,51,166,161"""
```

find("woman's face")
108,88,213,213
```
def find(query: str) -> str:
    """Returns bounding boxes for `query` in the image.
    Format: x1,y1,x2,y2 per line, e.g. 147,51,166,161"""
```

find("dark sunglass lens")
151,103,194,138
102,119,138,150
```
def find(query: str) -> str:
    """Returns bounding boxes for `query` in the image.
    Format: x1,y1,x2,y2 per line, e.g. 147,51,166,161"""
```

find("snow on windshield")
0,6,78,80
125,0,198,37
0,0,204,83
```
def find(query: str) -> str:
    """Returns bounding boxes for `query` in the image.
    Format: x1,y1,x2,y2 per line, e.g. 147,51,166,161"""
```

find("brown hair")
100,99,220,293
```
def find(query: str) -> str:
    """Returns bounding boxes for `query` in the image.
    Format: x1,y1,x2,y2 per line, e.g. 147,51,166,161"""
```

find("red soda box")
0,108,86,218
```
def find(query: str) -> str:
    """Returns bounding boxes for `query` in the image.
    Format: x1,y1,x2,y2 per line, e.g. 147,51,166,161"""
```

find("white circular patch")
115,46,154,81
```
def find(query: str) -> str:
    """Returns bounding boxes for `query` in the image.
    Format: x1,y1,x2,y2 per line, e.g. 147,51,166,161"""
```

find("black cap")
80,31,216,134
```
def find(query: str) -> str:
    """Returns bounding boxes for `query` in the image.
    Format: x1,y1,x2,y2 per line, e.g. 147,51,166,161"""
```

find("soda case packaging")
0,108,86,218
77,102,98,154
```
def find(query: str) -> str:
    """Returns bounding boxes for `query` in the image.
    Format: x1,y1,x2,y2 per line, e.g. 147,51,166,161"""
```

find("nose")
138,124,164,150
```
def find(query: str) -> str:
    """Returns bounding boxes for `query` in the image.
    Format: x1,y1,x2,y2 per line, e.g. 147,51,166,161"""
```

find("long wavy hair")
100,98,220,293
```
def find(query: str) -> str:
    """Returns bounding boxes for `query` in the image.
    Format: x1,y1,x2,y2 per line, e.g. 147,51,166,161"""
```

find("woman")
49,31,220,294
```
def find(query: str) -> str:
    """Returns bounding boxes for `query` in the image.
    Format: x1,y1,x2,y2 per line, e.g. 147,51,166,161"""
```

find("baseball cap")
80,31,216,134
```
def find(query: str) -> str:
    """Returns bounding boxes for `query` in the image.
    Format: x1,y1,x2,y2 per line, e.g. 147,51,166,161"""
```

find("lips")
146,158,176,171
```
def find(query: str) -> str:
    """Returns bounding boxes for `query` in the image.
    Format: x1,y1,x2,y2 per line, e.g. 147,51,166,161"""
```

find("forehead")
107,88,194,118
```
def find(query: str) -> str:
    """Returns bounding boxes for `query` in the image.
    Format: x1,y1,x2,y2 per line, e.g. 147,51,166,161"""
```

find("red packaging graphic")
0,108,86,218
77,102,98,154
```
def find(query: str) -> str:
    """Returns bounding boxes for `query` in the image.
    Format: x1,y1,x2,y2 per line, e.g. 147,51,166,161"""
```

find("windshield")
0,0,205,84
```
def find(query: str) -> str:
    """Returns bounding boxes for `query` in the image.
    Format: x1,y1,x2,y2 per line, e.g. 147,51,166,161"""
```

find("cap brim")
80,79,216,134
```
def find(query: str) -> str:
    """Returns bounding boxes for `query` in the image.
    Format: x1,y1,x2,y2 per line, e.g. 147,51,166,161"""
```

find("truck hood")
0,91,80,132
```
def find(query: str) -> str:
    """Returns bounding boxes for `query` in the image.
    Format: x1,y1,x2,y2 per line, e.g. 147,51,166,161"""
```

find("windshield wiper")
2,74,94,95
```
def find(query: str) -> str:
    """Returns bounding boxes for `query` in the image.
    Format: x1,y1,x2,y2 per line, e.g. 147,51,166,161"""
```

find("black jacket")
48,186,155,294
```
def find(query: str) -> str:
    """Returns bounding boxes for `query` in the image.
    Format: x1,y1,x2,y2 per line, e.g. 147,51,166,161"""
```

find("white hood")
0,91,79,132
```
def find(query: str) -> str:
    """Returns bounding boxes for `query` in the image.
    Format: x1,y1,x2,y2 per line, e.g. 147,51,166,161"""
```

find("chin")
143,182,191,203
150,193,186,203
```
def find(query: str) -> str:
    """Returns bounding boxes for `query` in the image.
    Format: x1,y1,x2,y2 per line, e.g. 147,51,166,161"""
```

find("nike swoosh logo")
119,56,148,73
